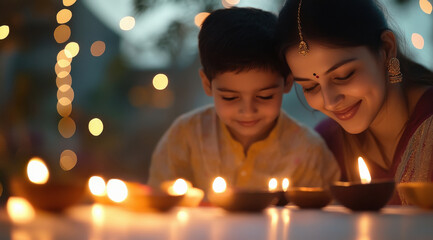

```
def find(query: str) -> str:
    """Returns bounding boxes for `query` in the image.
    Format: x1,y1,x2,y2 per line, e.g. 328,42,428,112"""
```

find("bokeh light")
55,62,71,78
420,0,432,14
57,50,72,64
411,33,425,49
54,25,71,44
152,73,169,90
60,149,77,171
89,118,104,136
57,84,75,103
7,197,35,224
58,97,72,106
58,59,71,68
194,12,210,28
222,0,240,8
56,9,73,24
57,101,72,117
119,16,135,31
27,157,49,184
88,176,106,196
107,179,128,203
58,117,76,138
90,41,106,57
63,0,77,7
0,25,10,40
64,42,80,58
56,75,72,88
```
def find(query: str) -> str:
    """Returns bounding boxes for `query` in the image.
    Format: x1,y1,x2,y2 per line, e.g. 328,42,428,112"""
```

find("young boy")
147,7,340,191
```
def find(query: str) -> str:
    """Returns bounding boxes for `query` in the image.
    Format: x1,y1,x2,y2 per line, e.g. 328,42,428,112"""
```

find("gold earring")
388,57,402,83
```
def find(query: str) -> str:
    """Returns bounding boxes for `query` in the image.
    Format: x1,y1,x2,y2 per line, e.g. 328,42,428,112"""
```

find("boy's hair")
198,7,288,81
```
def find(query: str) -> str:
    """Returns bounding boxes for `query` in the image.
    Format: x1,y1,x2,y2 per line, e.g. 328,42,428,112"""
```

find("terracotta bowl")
286,187,332,209
208,188,277,212
397,182,433,209
119,182,183,212
330,180,395,211
10,177,86,212
273,191,289,206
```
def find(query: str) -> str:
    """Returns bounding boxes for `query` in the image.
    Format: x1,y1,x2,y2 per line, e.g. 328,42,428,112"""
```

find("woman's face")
285,42,388,134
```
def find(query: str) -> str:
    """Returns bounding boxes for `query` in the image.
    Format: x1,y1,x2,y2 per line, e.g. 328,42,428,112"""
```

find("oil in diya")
207,177,277,212
330,157,395,211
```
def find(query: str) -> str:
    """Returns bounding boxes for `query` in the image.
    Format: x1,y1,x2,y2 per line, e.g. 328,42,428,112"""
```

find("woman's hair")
276,0,433,86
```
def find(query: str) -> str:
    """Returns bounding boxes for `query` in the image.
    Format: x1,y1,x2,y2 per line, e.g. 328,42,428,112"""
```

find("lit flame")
107,179,128,203
268,178,278,191
168,178,188,196
88,176,106,196
212,177,227,193
7,197,35,224
282,178,290,192
358,157,371,184
27,157,49,184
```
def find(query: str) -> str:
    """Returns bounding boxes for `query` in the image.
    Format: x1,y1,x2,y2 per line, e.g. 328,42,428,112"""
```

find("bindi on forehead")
313,73,319,79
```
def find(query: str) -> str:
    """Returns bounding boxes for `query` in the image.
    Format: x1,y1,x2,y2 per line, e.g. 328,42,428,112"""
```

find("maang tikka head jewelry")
297,0,309,56
388,57,403,83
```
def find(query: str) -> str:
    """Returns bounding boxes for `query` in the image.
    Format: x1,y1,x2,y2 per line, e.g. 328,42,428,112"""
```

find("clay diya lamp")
286,187,332,209
161,178,204,207
10,157,86,212
330,157,395,211
268,178,290,206
397,182,433,209
207,177,278,212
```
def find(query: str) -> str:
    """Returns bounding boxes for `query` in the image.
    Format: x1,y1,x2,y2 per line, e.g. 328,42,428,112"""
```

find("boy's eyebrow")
217,84,280,92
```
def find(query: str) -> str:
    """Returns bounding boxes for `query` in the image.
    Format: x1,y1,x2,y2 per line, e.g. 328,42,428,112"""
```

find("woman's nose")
321,85,344,111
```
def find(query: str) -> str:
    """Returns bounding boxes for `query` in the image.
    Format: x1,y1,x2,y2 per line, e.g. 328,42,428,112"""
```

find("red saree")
316,87,433,205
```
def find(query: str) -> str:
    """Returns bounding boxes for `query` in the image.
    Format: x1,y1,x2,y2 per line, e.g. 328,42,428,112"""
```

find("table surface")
1,203,433,240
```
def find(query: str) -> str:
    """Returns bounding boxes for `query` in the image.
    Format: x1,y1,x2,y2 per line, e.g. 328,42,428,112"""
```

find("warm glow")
56,9,73,24
222,0,240,8
56,75,72,88
358,157,371,184
420,0,432,14
64,42,80,58
212,177,227,193
60,149,77,171
119,16,135,31
58,117,76,138
107,179,128,203
58,59,71,68
7,197,35,224
57,84,74,104
89,176,106,196
27,157,49,184
90,41,106,57
168,178,188,196
282,178,290,192
194,12,210,28
177,210,189,223
152,73,169,90
63,0,77,7
55,62,71,78
58,97,72,106
57,50,72,64
0,25,10,40
91,204,105,225
54,25,71,44
151,89,175,108
89,118,104,136
57,101,72,117
411,33,425,49
268,178,278,191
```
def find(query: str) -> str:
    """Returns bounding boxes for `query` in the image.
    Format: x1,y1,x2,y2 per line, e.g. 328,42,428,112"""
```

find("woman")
276,0,433,204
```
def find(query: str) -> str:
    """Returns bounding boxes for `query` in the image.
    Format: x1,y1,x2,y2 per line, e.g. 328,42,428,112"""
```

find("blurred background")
0,0,431,200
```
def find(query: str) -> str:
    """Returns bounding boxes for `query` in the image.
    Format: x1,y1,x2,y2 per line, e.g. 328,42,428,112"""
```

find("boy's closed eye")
221,96,238,101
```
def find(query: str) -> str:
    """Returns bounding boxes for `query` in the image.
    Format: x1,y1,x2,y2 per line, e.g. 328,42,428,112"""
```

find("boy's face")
200,69,291,144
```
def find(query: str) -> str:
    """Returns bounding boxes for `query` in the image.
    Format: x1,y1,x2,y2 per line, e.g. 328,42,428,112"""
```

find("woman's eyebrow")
325,58,357,74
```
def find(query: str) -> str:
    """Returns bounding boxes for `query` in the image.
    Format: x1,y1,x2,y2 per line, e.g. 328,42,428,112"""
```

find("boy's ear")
199,69,213,96
284,75,294,93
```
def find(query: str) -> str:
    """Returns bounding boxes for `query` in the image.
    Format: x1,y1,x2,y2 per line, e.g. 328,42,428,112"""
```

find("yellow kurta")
148,105,340,191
